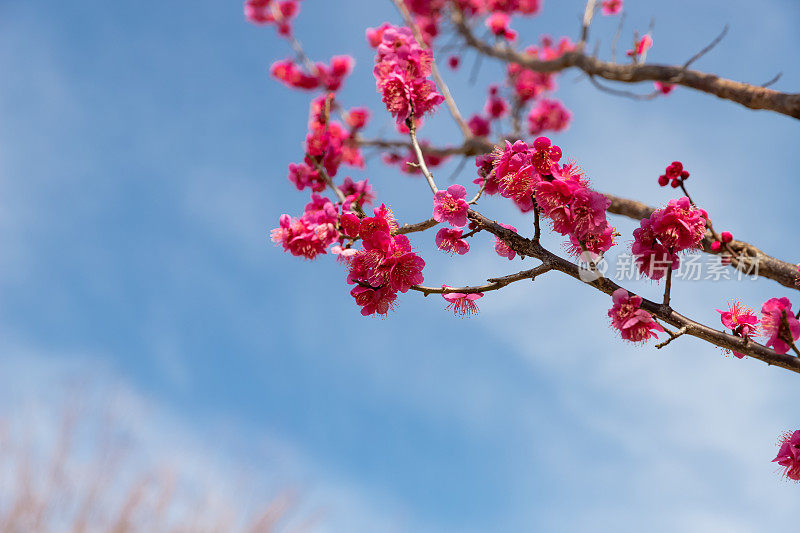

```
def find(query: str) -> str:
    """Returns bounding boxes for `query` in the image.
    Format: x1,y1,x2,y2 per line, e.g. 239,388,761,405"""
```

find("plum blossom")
761,297,800,354
654,81,675,95
435,228,470,255
494,223,517,260
627,34,653,60
527,98,571,135
432,184,470,228
372,25,444,126
608,289,664,343
632,197,707,279
442,289,484,317
774,430,800,481
486,12,517,41
717,300,759,358
601,0,623,15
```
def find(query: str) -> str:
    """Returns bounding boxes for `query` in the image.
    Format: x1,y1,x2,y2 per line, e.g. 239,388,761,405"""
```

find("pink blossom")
566,186,610,239
567,224,616,260
350,285,397,316
608,289,664,343
432,184,470,228
654,81,675,95
442,289,484,317
761,297,800,354
494,223,517,260
366,23,393,48
527,98,572,135
486,12,517,41
468,114,491,137
435,228,470,255
485,85,509,119
372,25,444,125
244,0,274,25
534,178,575,234
473,154,500,196
631,218,680,280
773,430,800,481
341,177,376,210
530,136,562,175
627,34,653,59
287,162,326,192
447,55,460,69
650,197,707,251
716,300,759,358
345,107,370,130
601,0,623,16
271,213,333,260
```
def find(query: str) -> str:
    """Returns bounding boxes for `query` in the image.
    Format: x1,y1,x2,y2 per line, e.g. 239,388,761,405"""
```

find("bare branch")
683,25,729,69
451,9,800,120
410,263,554,295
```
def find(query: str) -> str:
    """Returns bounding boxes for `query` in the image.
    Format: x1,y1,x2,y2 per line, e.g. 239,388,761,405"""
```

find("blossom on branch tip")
372,25,444,126
601,0,623,16
432,184,470,228
761,297,800,355
442,289,484,317
608,289,664,343
773,430,800,481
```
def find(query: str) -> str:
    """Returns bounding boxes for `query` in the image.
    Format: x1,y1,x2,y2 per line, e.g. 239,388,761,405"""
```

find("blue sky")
1,0,799,531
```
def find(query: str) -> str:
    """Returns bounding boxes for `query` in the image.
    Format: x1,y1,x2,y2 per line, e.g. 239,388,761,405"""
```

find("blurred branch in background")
0,387,320,533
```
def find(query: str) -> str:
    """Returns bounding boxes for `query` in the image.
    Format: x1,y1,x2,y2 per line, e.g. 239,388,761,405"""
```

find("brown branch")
410,264,554,295
467,209,800,374
359,135,800,291
451,9,800,120
395,217,439,235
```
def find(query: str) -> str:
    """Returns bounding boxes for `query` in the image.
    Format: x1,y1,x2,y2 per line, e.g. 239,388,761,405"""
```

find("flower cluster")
244,0,300,35
342,206,426,316
271,194,340,260
608,289,664,343
657,160,689,188
270,56,354,92
632,197,707,280
527,98,571,135
286,94,366,192
484,137,615,257
506,36,573,103
774,430,800,481
370,25,444,127
709,231,732,253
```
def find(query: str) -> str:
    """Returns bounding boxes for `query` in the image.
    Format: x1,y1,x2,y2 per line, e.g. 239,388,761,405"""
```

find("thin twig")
406,113,439,193
656,326,689,349
410,264,554,295
683,25,729,69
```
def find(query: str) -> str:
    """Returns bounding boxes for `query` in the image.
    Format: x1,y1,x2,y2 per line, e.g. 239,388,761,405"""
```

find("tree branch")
467,209,800,374
451,9,800,120
410,263,554,295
